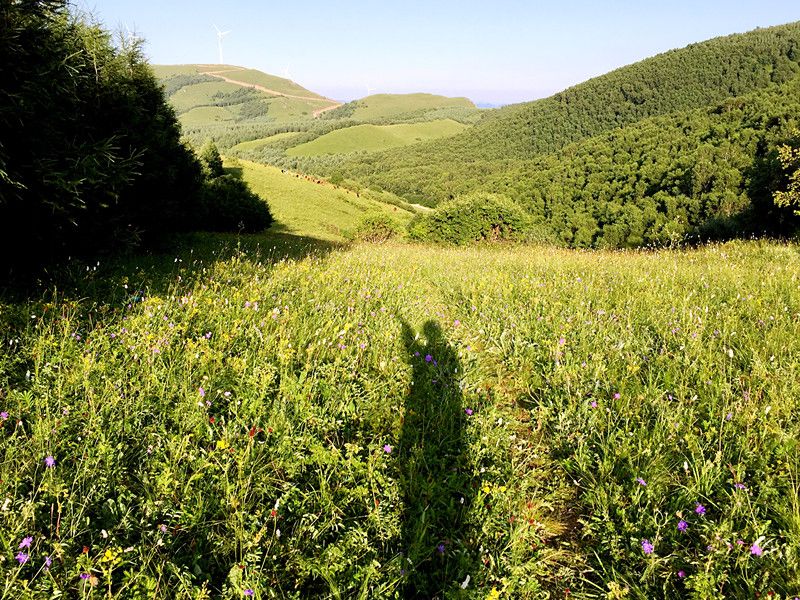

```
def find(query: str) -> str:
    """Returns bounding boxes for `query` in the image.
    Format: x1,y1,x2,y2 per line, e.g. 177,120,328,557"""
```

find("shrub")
199,140,225,178
198,175,273,233
407,193,536,244
352,213,401,242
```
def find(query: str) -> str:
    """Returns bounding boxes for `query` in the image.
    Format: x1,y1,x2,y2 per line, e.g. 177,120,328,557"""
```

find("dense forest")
322,22,800,245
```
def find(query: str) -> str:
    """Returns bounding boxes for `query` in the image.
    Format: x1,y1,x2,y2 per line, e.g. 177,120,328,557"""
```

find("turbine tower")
213,24,231,64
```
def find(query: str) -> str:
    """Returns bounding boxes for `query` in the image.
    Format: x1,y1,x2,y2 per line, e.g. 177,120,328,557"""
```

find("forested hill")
438,21,800,161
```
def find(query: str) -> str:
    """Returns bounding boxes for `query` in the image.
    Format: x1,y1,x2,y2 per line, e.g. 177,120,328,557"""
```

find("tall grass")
0,239,798,598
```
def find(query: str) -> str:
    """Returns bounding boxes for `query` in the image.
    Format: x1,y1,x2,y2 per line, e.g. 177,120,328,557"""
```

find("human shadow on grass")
399,320,476,598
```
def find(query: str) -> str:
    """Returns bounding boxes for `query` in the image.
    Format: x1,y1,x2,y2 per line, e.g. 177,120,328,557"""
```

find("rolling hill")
152,64,341,128
339,21,800,203
321,92,477,121
285,119,469,156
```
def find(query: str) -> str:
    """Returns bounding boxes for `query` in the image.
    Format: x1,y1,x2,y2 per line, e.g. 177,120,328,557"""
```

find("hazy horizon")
84,0,799,105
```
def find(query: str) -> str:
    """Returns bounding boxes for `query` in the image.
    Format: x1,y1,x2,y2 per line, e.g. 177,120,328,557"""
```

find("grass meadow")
1,232,799,598
285,120,469,157
349,94,475,121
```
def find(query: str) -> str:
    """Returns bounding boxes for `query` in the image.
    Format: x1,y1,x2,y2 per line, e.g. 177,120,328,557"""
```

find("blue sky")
84,0,799,104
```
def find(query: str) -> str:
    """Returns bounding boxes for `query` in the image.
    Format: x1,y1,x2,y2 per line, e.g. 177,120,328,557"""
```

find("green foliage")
0,1,208,273
199,140,225,178
198,175,273,233
773,131,800,214
352,213,402,242
408,193,536,244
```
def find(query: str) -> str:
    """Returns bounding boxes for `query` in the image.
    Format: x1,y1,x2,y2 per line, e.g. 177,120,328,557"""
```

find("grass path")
199,65,342,117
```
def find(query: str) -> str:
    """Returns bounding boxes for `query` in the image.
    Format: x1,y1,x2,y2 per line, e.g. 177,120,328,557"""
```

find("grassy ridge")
153,65,330,127
1,238,798,597
286,119,469,156
351,94,475,121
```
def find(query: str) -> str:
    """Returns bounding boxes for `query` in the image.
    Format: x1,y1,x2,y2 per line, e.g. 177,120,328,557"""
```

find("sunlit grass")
1,240,798,598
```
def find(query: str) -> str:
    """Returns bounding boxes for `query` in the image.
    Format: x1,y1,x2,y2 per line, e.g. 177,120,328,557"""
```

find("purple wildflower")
0,411,8,420
636,477,647,486
424,354,432,363
80,573,89,580
383,444,392,454
613,392,621,400
199,387,205,398
19,536,32,549
695,503,706,515
734,482,746,490
244,590,254,597
44,456,55,468
641,539,654,555
677,570,686,578
454,320,461,327
558,337,566,346
677,520,688,532
437,543,446,554
751,543,763,556
590,401,598,408
465,408,473,416
15,552,28,565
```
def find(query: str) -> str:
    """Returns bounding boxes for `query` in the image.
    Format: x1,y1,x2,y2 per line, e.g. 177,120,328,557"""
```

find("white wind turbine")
282,64,292,80
213,24,231,64
365,83,376,97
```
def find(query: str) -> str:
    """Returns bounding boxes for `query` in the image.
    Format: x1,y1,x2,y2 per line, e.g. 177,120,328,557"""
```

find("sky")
84,0,799,105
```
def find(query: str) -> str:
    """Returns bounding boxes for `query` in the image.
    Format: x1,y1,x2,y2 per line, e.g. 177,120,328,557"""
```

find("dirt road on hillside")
199,66,342,117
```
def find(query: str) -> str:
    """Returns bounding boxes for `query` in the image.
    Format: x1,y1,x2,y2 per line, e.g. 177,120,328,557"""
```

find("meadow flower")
0,411,8,420
751,543,763,556
425,354,432,363
44,556,52,569
677,520,688,532
19,536,32,549
590,401,598,408
695,503,706,515
641,539,654,555
383,444,392,454
613,392,621,400
44,456,55,468
677,570,686,578
244,590,254,596
454,319,461,327
80,573,89,580
15,552,28,564
734,482,746,490
437,543,446,554
636,477,647,486
465,408,473,415
199,387,206,397
558,337,566,346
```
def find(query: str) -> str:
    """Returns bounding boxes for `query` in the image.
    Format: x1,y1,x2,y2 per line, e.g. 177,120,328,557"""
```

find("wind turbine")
123,23,141,44
282,63,292,80
213,24,231,64
365,83,376,97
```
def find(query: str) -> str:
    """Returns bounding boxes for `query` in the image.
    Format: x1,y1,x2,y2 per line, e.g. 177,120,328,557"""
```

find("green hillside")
153,64,338,128
286,119,469,156
237,160,413,240
323,93,476,121
339,21,800,203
